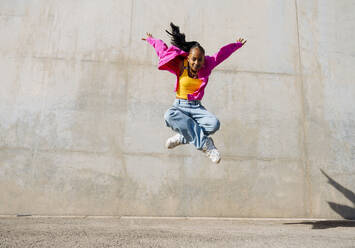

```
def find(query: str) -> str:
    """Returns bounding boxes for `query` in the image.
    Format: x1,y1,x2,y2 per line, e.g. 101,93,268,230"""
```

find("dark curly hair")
165,22,205,54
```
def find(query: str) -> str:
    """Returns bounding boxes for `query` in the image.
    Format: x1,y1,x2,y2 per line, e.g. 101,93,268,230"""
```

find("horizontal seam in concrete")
0,14,24,17
214,69,296,77
121,216,355,222
5,55,296,76
0,146,110,156
0,104,126,115
0,147,301,163
222,155,301,163
123,151,301,163
0,215,354,222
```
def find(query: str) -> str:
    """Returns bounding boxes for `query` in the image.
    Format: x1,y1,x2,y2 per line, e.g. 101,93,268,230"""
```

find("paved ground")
0,217,354,247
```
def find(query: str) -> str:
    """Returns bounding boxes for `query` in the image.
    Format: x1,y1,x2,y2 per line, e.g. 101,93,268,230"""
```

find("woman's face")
188,47,205,72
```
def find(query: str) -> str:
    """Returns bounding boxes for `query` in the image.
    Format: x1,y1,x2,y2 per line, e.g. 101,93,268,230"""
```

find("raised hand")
142,32,153,41
237,37,247,45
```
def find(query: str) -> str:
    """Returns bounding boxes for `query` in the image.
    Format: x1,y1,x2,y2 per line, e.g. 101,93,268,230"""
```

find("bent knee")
212,118,220,132
207,118,220,134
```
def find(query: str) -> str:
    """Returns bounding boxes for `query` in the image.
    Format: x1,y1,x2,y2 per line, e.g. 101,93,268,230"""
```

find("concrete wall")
0,0,354,218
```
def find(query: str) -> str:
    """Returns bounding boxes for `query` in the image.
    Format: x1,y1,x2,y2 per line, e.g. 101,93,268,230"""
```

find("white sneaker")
165,133,184,149
202,137,221,163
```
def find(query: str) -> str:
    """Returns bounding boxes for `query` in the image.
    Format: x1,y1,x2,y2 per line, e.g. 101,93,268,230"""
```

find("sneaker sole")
214,157,221,164
165,142,180,149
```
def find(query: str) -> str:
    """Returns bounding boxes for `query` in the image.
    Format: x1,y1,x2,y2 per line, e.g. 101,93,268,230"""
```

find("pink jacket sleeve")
205,42,243,70
146,37,168,59
146,37,186,75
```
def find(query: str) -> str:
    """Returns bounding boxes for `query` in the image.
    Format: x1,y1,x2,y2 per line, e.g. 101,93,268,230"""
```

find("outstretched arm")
142,32,184,75
141,32,153,41
237,37,247,45
207,37,247,70
142,32,169,59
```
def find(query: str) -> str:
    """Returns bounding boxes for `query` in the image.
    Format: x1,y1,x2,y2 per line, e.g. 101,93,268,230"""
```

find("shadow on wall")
320,169,355,220
284,169,355,229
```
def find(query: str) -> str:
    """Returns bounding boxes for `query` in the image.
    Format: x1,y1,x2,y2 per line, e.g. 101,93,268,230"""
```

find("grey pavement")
0,217,354,247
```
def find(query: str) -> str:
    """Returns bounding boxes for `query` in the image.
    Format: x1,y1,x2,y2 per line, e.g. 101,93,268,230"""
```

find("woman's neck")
188,65,198,78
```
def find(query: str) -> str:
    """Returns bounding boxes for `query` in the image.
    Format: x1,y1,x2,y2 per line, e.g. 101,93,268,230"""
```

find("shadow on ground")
284,220,355,229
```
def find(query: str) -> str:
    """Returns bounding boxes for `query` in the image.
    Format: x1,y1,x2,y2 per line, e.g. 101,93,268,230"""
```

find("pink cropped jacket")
146,37,243,100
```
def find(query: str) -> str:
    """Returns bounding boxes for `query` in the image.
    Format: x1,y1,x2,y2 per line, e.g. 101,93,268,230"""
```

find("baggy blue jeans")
164,99,220,150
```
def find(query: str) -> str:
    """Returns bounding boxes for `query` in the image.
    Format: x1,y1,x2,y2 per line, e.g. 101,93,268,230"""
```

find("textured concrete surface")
0,217,355,248
0,0,354,218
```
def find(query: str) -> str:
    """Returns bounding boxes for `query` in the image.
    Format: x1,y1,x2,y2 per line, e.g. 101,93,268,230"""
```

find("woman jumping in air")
142,23,246,163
